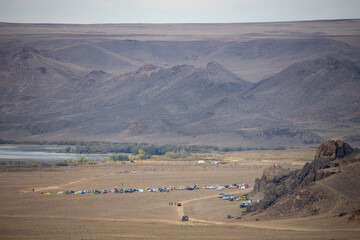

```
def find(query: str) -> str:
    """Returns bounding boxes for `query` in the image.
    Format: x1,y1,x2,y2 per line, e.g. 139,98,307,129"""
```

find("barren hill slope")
0,21,360,145
242,56,360,122
0,59,253,141
18,37,360,82
0,46,83,97
244,140,360,221
65,62,252,137
0,46,112,137
0,47,359,145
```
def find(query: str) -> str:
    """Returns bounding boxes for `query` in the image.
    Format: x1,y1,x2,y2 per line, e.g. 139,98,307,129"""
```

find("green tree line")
0,139,286,156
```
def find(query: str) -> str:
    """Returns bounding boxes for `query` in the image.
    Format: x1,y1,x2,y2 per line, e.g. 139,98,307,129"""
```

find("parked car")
218,193,225,198
240,202,249,208
240,200,252,208
125,188,135,193
177,203,182,206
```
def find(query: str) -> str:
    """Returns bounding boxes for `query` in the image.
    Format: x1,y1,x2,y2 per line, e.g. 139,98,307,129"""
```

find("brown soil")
0,152,359,239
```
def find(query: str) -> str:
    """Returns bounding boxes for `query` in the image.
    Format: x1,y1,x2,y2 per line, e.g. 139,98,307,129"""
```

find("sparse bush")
76,156,88,163
135,149,151,160
14,161,26,165
165,151,189,159
109,154,129,161
274,147,287,150
56,160,69,166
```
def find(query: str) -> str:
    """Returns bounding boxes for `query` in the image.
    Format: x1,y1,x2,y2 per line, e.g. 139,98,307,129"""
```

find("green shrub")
76,156,88,163
135,149,151,160
109,154,129,161
56,160,69,166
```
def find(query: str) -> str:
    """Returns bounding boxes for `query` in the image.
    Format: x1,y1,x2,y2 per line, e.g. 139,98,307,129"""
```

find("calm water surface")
0,145,108,162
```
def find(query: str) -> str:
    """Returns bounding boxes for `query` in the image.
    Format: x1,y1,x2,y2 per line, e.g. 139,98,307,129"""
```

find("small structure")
182,215,189,221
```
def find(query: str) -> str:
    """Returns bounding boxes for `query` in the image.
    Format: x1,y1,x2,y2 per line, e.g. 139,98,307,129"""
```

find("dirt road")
1,163,359,239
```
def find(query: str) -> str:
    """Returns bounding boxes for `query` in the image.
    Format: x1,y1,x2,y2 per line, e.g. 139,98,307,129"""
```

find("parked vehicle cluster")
217,193,256,208
41,182,249,196
218,193,240,201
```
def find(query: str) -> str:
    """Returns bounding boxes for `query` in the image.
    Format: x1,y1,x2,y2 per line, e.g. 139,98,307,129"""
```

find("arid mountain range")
0,20,359,146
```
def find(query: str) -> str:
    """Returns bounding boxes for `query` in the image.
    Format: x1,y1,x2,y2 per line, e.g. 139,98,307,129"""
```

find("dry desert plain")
0,149,359,239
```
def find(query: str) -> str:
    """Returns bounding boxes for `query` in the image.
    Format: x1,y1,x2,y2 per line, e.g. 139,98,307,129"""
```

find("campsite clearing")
0,149,359,239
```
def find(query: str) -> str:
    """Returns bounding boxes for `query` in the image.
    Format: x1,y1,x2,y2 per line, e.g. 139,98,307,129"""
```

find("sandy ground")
0,151,359,239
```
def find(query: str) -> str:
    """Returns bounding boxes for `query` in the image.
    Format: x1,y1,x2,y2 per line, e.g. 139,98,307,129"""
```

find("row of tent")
39,182,249,196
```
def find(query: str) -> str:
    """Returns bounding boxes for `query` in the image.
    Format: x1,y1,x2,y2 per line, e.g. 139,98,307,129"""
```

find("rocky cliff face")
247,140,359,214
299,140,354,186
314,140,354,160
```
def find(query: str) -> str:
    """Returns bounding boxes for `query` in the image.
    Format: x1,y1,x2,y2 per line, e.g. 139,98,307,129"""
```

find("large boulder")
300,140,354,186
314,140,353,160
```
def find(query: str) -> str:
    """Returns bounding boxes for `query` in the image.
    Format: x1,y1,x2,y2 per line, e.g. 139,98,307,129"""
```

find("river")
0,145,108,162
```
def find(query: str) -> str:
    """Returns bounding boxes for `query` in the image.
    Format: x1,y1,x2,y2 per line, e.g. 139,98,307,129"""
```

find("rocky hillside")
245,140,360,219
36,38,360,82
1,23,360,145
242,56,360,122
0,47,359,145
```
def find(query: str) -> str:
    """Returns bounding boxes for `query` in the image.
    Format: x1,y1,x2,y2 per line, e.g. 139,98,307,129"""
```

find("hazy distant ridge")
0,21,359,146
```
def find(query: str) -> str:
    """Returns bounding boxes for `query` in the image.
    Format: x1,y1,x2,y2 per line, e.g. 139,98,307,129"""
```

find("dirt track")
178,189,360,232
0,160,359,239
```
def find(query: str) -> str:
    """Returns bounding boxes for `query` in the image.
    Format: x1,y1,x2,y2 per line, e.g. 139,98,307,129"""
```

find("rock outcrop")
300,140,354,186
349,208,360,221
251,166,291,196
314,140,353,160
246,140,359,214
